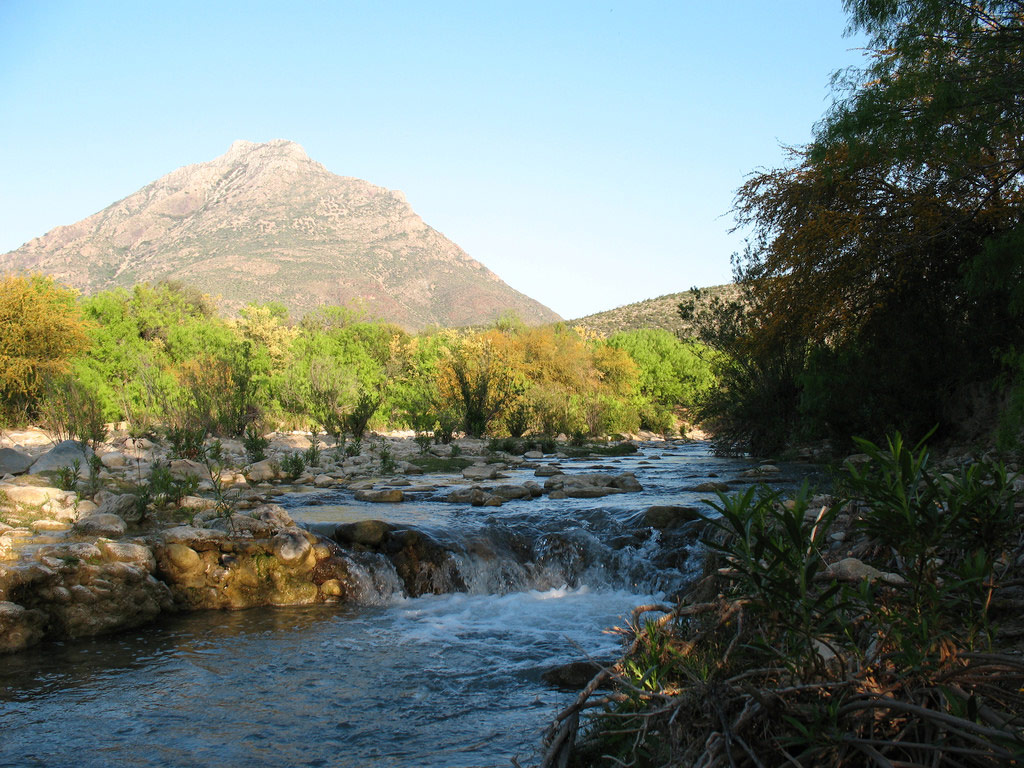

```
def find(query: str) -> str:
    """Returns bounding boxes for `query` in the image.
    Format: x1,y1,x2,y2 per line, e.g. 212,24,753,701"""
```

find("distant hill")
0,140,561,330
570,283,741,337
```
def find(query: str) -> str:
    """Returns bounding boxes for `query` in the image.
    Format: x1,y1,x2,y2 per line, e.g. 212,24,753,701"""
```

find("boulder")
462,465,500,481
249,504,294,529
246,459,280,482
170,459,209,481
94,493,142,523
334,519,393,547
98,451,128,469
822,557,906,586
73,514,127,538
693,481,730,493
0,484,70,508
354,489,405,503
644,505,703,529
0,448,33,476
29,440,93,475
271,529,313,566
0,601,47,654
492,484,532,501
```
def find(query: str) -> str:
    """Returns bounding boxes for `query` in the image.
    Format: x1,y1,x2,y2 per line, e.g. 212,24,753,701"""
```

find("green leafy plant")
242,424,270,463
379,444,396,475
414,432,433,454
280,452,306,481
56,460,80,492
303,431,322,466
344,439,361,458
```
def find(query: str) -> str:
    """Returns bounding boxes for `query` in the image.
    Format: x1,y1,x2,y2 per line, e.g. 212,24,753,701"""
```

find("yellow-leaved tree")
0,274,90,420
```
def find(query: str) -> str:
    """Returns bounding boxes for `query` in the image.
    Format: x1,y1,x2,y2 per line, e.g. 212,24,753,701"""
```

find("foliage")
379,443,396,474
685,0,1024,451
552,433,1024,767
242,425,270,463
303,432,322,467
55,461,80,492
0,274,90,420
280,452,306,481
38,376,108,448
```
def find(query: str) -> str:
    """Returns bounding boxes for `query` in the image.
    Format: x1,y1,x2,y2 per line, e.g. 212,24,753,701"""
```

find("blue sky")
0,1,867,319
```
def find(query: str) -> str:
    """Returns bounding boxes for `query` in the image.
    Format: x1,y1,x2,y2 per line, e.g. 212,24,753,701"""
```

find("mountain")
0,140,560,329
570,283,741,337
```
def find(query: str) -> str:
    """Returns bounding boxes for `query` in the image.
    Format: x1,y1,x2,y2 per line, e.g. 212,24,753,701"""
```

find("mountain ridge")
1,139,560,330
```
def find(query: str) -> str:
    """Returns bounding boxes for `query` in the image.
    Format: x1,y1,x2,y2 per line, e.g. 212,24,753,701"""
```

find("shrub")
242,424,270,463
280,452,306,480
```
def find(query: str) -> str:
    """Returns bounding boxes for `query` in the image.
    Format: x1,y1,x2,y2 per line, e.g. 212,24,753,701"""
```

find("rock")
30,520,72,533
163,542,202,573
170,459,209,481
0,483,70,508
74,514,127,538
313,474,335,487
271,529,313,566
208,514,277,538
94,493,142,523
98,451,128,469
0,601,47,654
541,660,608,690
0,448,33,476
29,440,93,475
161,525,228,551
644,505,703,529
98,541,156,572
246,459,280,482
524,450,544,459
566,487,615,498
611,472,643,492
462,465,500,481
822,557,906,586
534,466,562,478
693,481,730,493
354,489,405,503
334,519,393,547
249,504,294,529
492,484,532,501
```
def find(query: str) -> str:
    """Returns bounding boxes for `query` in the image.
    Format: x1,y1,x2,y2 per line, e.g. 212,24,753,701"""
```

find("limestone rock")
354,489,405,503
693,481,730,493
823,557,906,586
74,514,127,538
272,529,313,566
462,465,500,481
98,451,128,469
29,440,93,475
0,448,33,476
250,504,294,529
0,601,47,654
0,483,70,508
246,459,280,482
334,519,393,547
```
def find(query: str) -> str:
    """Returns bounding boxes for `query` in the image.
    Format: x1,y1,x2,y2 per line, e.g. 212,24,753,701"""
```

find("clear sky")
0,1,867,320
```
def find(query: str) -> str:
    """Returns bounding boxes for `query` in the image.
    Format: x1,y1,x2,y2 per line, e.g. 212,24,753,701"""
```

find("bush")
242,425,270,463
280,452,306,480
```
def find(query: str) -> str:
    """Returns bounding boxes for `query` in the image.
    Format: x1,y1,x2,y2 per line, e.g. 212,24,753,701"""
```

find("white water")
0,442,818,767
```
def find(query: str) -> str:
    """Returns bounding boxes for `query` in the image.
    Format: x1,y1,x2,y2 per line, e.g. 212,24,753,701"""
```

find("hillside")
0,140,560,330
570,283,740,337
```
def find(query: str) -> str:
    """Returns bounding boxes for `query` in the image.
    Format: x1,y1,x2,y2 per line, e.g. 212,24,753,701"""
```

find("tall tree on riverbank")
711,0,1024,450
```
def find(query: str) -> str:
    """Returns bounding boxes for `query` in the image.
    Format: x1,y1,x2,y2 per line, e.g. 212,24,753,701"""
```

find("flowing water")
0,442,819,768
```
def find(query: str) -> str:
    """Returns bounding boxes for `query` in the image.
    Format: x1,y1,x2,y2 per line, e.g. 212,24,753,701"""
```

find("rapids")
0,442,819,767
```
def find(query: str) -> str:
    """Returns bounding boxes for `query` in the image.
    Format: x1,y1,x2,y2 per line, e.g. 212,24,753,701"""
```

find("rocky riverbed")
0,428,660,654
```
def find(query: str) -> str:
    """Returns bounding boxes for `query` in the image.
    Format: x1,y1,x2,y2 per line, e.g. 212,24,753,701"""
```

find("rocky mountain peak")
0,141,560,329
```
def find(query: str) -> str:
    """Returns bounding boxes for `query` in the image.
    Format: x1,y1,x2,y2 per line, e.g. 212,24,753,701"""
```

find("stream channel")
0,441,819,768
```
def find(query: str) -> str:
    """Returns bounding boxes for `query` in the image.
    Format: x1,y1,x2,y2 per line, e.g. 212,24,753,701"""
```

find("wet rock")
74,514,127,538
385,528,466,597
161,525,229,551
354,489,405,503
492,485,532,501
611,472,643,492
692,481,730,493
524,450,544,459
644,505,703,529
0,601,47,653
334,519,393,547
542,660,610,690
534,466,562,478
271,529,313,566
0,448,33,476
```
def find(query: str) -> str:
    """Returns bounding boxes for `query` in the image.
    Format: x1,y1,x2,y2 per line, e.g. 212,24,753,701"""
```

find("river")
0,442,817,767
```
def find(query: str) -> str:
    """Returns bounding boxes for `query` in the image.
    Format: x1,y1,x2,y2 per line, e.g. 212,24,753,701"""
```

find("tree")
0,274,90,419
723,0,1024,446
